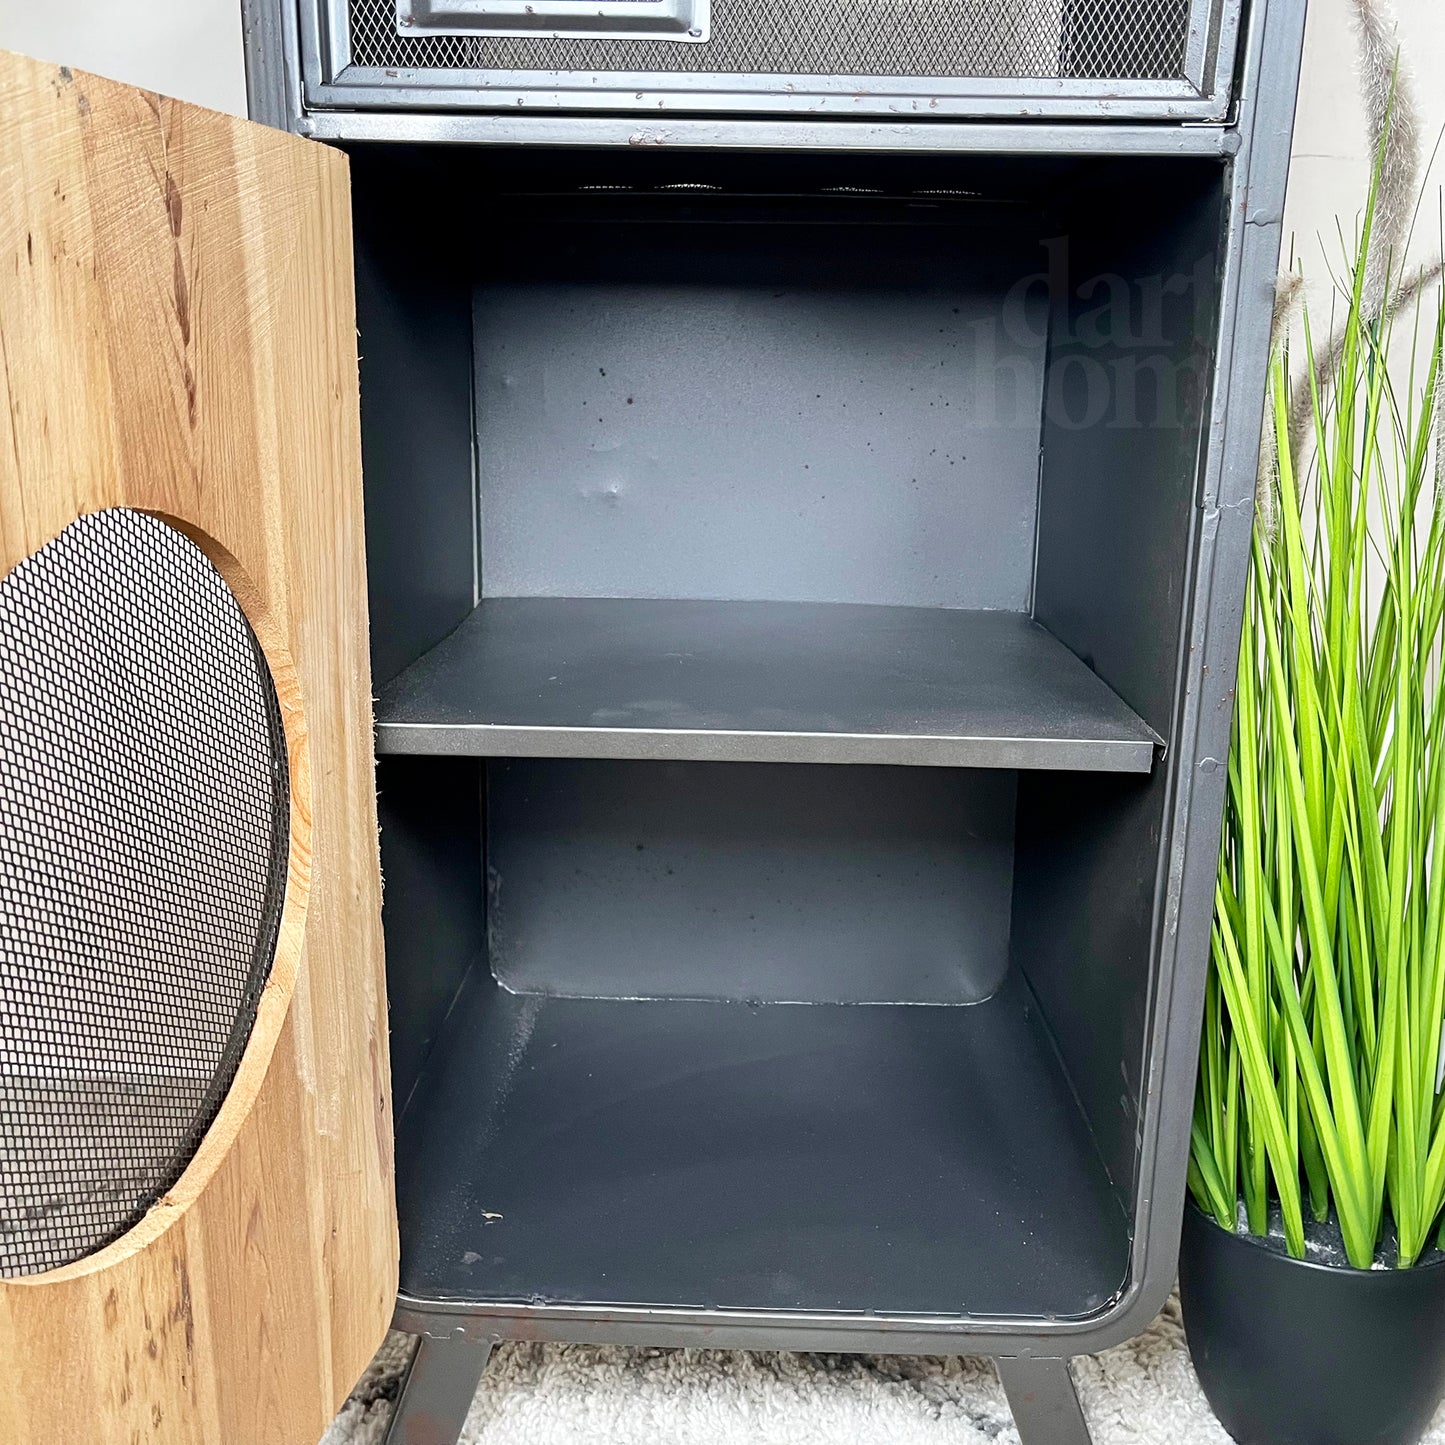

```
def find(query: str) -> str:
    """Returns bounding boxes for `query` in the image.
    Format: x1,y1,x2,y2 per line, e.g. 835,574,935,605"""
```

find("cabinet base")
381,1328,1090,1445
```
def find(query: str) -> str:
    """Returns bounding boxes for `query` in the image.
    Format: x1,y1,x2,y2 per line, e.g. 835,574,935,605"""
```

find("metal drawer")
301,0,1242,120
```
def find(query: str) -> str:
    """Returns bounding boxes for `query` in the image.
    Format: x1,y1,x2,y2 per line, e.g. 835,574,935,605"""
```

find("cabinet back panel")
487,759,1016,1004
474,214,1048,608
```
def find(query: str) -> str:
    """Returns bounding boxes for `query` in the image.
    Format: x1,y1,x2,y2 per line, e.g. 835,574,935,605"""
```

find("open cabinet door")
0,49,396,1445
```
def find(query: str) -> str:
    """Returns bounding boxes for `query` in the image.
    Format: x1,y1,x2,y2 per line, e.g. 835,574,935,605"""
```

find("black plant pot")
1179,1201,1445,1445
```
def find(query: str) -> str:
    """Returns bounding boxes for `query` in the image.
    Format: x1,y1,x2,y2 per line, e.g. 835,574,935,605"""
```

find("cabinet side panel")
351,147,478,688
378,756,486,1112
1021,164,1224,1198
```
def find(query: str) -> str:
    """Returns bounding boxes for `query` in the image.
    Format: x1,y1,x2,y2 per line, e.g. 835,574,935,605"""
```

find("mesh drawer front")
350,0,1192,79
0,510,290,1278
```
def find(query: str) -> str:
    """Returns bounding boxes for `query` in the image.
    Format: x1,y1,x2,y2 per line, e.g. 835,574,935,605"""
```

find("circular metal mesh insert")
0,509,290,1278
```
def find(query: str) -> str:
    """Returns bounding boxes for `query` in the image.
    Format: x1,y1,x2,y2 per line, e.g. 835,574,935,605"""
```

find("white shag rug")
317,1295,1445,1444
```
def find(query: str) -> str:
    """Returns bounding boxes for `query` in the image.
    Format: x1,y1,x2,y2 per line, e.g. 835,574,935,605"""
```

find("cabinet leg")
382,1334,493,1445
995,1357,1092,1445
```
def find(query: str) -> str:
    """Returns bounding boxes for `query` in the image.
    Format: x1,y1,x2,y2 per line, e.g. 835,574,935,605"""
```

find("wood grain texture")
0,49,396,1445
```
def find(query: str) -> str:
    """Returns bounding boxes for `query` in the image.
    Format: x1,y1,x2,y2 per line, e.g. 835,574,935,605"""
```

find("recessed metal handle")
397,0,710,42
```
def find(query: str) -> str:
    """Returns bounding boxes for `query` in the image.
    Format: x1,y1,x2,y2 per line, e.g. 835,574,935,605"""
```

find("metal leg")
995,1357,1092,1445
383,1334,493,1445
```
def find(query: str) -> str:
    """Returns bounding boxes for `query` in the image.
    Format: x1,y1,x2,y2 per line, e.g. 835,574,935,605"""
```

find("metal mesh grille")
349,0,1191,80
0,510,289,1278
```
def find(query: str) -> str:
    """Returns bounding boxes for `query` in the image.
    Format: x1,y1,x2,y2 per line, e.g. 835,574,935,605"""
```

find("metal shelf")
375,597,1158,771
394,966,1129,1320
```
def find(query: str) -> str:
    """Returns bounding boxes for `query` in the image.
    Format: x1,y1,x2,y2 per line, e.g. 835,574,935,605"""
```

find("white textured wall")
1288,0,1444,287
0,0,247,115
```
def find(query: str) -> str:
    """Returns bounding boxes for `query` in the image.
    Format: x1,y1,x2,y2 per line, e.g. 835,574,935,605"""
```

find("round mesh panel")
0,509,290,1278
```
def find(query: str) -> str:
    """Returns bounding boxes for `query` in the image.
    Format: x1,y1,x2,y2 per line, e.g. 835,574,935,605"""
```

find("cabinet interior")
351,145,1225,1321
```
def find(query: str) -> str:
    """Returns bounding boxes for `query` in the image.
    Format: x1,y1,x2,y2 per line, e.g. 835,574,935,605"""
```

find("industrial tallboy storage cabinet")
0,0,1304,1441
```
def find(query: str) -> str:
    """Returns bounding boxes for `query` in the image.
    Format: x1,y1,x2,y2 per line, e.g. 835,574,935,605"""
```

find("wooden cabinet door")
0,49,396,1445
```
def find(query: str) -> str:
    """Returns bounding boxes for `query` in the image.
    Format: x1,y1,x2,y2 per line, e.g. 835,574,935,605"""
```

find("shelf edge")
374,721,1156,772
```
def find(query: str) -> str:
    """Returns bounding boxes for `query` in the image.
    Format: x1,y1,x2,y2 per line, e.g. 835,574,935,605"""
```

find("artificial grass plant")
1188,78,1445,1267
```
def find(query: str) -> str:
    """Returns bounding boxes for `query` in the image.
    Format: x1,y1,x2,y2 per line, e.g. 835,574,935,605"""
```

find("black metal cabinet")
244,3,1307,1440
